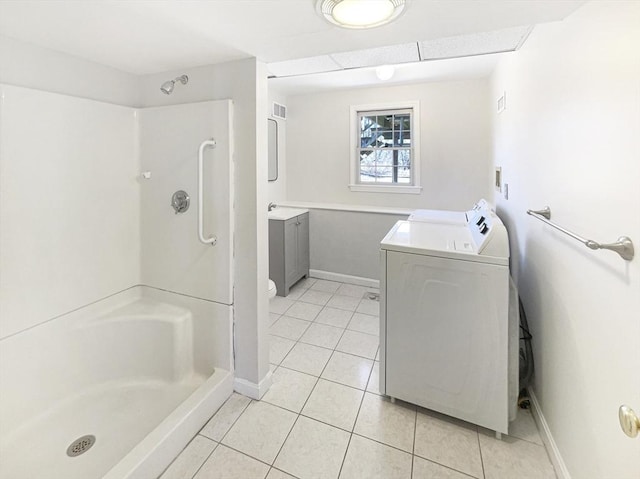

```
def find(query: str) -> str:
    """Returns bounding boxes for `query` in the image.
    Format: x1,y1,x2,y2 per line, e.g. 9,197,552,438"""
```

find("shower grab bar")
198,138,217,246
527,206,634,261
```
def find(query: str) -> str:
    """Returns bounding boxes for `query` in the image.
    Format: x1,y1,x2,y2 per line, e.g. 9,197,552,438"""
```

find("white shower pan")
0,286,233,479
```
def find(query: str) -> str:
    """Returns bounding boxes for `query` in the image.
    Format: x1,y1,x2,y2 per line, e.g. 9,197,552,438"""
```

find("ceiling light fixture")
375,64,395,80
317,0,406,29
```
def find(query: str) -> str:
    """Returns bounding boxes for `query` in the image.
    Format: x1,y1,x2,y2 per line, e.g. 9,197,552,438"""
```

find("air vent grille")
272,102,287,120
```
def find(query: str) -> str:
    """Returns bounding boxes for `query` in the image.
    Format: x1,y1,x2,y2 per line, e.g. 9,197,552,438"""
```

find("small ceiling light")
375,64,395,80
317,0,406,29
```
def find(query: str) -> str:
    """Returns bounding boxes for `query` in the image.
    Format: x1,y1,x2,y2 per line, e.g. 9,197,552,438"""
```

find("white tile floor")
159,277,557,479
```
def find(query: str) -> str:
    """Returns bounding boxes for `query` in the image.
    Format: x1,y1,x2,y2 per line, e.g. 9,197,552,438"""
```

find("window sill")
349,184,422,194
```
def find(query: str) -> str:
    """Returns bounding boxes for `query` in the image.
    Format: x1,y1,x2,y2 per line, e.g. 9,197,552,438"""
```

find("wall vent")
272,102,287,120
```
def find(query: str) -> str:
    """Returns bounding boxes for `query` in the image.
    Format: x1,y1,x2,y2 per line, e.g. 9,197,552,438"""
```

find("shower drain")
66,435,96,457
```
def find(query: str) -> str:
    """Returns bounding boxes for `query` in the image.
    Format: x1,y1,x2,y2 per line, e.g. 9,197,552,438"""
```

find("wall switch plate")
497,92,506,113
503,183,509,200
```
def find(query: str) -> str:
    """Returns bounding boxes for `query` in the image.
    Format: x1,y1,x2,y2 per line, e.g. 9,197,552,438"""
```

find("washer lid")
408,209,467,225
380,220,509,265
408,198,493,225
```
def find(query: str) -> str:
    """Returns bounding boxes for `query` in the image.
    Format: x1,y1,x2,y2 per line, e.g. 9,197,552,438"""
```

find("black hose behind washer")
518,297,534,408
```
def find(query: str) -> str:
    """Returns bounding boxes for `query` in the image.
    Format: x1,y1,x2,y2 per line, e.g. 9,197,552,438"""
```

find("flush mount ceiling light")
317,0,406,29
375,64,395,80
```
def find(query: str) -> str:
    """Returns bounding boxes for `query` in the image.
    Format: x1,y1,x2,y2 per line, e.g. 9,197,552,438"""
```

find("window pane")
360,165,375,177
394,115,410,130
393,131,411,147
375,165,393,182
374,149,394,166
360,149,374,163
360,150,375,179
397,165,411,178
360,116,377,146
359,165,376,182
376,114,393,130
393,114,410,147
361,136,375,148
398,149,411,167
377,129,393,147
360,174,376,183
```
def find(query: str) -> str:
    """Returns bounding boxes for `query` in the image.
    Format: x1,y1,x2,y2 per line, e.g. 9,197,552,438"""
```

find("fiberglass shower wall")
0,84,140,340
138,100,234,306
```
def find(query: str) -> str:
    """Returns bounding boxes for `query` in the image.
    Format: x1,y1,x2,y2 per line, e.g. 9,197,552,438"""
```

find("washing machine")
380,209,512,435
408,198,492,225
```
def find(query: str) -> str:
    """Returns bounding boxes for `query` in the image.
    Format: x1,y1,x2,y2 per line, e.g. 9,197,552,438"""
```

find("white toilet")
268,279,277,299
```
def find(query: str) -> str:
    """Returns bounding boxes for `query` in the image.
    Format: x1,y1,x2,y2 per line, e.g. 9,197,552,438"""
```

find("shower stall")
0,84,235,478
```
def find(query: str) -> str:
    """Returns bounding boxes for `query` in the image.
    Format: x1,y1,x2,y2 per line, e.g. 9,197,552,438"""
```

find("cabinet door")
284,218,299,286
296,213,310,277
269,219,286,296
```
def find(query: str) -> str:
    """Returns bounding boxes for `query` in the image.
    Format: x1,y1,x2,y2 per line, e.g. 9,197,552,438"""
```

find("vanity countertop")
268,207,309,221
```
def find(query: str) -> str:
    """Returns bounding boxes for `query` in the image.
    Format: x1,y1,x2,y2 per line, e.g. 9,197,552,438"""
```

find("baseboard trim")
309,269,379,289
233,370,273,400
529,388,571,479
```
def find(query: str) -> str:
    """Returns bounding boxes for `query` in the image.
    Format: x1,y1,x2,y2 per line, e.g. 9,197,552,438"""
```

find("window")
349,101,421,194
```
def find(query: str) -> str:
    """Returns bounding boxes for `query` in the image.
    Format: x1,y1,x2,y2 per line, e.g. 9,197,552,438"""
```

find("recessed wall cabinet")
269,211,309,296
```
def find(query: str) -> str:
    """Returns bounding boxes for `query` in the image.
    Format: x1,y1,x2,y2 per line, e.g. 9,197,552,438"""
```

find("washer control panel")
468,211,509,258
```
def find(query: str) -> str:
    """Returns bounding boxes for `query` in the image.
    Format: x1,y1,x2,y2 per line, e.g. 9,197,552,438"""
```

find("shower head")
160,75,189,95
160,80,174,95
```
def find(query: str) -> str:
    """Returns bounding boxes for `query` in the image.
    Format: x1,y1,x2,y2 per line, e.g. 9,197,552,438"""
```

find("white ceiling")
269,53,506,96
0,0,585,76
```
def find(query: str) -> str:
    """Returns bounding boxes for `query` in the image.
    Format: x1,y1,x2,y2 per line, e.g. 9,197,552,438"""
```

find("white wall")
0,35,139,106
285,79,493,210
267,89,287,204
491,2,640,477
138,59,271,397
0,85,140,339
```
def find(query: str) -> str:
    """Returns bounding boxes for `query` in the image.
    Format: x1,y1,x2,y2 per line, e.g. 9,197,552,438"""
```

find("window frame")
349,101,421,194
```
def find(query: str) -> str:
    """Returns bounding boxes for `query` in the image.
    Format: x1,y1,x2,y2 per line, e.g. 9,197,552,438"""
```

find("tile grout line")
202,395,252,445
267,466,302,479
476,425,487,479
216,441,284,472
349,430,414,456
411,446,484,479
411,403,418,478
158,434,218,479
335,355,373,479
186,438,219,479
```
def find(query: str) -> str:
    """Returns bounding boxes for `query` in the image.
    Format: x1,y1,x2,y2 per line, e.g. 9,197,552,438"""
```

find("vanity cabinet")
269,212,309,296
